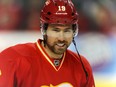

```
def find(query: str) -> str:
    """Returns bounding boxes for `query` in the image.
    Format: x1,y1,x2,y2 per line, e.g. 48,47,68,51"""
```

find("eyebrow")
50,24,72,27
51,25,72,29
51,27,72,31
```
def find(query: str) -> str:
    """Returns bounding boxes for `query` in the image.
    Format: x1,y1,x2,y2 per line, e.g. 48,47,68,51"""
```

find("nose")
58,31,65,41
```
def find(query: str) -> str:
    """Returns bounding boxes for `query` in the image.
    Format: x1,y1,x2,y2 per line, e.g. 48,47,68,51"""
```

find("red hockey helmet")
40,0,78,24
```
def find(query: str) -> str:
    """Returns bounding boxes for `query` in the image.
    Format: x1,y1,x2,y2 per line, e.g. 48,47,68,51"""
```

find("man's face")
45,24,74,55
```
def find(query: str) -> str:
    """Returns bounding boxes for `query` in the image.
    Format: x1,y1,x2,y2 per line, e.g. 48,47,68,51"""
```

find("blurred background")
0,0,116,87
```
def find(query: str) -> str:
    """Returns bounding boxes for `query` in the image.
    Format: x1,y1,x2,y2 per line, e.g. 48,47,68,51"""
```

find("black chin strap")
72,39,88,80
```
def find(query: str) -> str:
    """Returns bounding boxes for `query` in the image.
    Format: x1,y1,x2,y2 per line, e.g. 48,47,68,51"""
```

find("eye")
64,29,72,32
52,28,60,32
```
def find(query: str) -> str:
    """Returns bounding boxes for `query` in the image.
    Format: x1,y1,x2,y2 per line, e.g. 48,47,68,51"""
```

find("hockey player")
0,0,95,87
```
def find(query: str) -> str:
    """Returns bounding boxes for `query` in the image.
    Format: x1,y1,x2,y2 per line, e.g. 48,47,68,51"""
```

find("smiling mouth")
56,43,65,47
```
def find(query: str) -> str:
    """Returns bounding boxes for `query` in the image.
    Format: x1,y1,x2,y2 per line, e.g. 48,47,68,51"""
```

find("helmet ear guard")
40,23,48,35
40,24,45,35
72,23,79,37
41,28,46,35
73,28,78,37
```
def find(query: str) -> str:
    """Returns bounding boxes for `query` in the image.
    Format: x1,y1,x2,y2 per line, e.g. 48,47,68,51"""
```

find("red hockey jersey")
0,39,95,87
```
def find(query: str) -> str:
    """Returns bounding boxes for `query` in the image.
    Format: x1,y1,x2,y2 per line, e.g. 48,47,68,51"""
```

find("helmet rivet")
47,12,51,15
72,12,74,16
54,3,57,6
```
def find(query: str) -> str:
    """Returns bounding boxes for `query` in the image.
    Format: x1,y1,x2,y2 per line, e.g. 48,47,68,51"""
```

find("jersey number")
58,6,66,11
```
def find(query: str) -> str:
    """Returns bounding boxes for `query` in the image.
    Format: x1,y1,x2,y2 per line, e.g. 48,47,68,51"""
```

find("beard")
46,40,69,55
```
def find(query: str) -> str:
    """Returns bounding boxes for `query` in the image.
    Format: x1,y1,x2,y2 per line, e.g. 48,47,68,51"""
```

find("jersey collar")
36,39,66,71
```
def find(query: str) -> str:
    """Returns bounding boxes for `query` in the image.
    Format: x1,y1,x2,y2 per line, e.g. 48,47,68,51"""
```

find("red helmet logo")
40,0,78,24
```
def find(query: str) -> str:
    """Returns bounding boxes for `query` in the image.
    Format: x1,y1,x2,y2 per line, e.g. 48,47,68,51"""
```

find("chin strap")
72,39,88,80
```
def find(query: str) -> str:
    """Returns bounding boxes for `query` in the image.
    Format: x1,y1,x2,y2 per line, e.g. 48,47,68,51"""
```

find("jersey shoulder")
0,42,37,58
66,49,93,72
66,49,85,62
